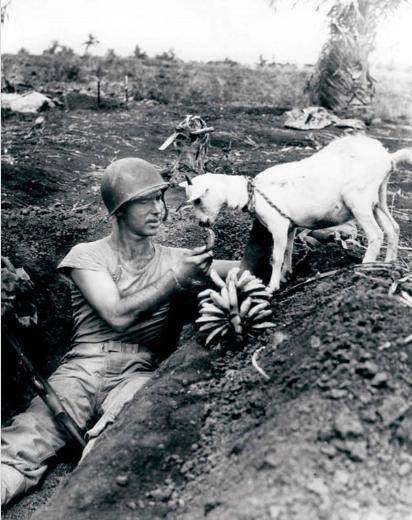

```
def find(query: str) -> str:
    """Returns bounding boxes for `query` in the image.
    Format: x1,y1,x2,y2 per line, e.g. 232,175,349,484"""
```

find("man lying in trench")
2,157,250,507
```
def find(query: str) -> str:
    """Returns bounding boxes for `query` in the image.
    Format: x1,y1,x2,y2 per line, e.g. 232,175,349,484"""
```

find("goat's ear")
187,186,209,202
178,181,188,189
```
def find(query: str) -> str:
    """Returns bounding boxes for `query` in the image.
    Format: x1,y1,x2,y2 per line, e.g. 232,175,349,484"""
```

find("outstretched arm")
70,245,213,332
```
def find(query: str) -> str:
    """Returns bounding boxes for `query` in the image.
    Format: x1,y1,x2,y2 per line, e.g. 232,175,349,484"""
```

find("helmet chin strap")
161,191,168,221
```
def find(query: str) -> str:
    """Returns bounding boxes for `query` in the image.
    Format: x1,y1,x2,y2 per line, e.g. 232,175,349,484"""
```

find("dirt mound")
1,203,106,420
1,163,63,207
24,263,411,520
182,264,411,520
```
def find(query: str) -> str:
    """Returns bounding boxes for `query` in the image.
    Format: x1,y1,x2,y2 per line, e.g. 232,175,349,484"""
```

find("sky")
1,0,412,67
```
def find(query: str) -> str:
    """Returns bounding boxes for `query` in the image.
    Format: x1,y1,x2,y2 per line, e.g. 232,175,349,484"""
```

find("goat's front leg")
281,226,295,282
267,222,289,293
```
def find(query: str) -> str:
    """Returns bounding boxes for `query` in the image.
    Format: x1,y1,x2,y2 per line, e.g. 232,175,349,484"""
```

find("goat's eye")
193,198,201,206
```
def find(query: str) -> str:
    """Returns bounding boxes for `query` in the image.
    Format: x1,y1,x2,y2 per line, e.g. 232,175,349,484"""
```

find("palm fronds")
269,1,408,114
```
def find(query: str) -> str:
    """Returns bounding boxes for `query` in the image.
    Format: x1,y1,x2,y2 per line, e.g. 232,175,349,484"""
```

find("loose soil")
1,98,411,520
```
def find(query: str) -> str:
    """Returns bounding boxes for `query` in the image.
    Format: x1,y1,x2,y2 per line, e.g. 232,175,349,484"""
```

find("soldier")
1,157,237,506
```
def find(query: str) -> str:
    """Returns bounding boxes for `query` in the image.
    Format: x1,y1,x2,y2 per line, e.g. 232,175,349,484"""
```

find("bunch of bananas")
196,267,275,347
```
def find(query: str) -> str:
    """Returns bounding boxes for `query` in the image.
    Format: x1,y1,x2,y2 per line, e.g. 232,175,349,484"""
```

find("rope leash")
243,176,296,226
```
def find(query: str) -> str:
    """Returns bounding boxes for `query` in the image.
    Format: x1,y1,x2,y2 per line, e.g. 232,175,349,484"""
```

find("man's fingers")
193,251,214,264
190,244,212,255
198,257,213,271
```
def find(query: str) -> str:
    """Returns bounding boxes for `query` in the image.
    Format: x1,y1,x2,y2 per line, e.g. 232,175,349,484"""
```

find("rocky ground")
1,97,412,519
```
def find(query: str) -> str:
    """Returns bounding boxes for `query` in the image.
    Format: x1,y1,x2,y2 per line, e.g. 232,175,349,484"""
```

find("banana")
236,269,252,286
199,304,226,316
247,301,270,320
197,288,213,299
231,314,243,336
251,321,276,330
210,290,231,311
250,309,272,323
239,297,252,317
205,323,229,347
209,269,226,289
205,228,216,250
236,270,257,289
196,315,226,324
227,280,238,313
248,290,271,300
226,266,240,284
199,321,224,332
242,279,266,295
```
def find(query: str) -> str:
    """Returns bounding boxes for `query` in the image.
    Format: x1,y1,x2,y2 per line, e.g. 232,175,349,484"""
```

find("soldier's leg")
1,352,101,505
80,369,152,462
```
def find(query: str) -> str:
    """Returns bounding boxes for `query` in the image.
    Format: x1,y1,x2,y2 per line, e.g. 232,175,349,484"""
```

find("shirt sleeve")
57,242,108,273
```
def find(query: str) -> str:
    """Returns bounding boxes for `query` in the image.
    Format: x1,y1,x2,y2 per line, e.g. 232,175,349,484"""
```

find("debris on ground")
284,106,366,131
1,92,55,114
1,256,38,328
159,115,214,184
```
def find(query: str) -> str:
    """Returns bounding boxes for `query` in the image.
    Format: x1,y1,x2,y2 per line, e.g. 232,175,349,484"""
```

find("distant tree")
155,48,177,61
17,47,29,56
83,33,100,55
105,48,117,63
58,45,75,57
133,44,148,59
258,55,267,67
1,0,11,25
223,57,239,66
44,40,61,55
269,0,409,113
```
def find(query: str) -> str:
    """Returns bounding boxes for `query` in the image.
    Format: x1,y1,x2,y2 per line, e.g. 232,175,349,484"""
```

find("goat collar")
241,176,256,213
241,176,296,226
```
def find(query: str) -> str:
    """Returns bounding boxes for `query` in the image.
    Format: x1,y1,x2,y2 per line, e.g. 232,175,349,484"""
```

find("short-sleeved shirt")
58,237,188,350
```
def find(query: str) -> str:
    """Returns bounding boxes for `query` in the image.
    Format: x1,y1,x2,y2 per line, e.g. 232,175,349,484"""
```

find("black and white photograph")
1,0,412,518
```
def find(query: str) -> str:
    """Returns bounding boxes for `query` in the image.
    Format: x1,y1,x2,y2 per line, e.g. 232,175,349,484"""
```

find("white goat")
180,135,412,293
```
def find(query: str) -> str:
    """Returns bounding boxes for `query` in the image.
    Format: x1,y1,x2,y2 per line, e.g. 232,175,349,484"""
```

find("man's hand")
174,245,214,287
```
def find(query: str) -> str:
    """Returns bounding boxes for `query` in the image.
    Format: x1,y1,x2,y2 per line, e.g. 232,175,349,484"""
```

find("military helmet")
101,158,169,215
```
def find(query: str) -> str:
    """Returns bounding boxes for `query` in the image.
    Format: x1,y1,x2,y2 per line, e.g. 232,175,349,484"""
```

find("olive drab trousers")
1,342,153,506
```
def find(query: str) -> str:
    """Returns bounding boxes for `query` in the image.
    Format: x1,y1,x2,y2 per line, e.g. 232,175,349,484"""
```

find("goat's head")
179,174,226,226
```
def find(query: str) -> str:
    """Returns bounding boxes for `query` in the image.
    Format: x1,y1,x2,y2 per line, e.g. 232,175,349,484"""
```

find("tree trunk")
307,0,376,117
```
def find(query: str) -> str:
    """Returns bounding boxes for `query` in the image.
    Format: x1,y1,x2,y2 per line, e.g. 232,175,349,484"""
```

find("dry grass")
371,68,412,123
2,52,411,121
1,53,309,108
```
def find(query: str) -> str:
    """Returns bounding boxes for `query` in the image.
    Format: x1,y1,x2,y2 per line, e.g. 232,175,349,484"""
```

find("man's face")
118,191,164,236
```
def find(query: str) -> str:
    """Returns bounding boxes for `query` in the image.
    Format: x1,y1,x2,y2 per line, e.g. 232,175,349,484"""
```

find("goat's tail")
390,148,412,168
